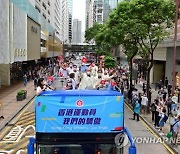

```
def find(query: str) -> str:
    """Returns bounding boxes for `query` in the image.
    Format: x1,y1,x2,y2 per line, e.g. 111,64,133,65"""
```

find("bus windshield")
38,144,122,154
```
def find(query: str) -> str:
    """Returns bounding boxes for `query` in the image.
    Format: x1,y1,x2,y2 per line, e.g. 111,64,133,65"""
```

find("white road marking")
0,150,14,154
0,125,35,143
2,126,23,141
16,149,25,154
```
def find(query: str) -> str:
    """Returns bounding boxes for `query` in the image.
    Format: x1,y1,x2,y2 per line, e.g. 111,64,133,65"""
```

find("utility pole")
172,0,179,95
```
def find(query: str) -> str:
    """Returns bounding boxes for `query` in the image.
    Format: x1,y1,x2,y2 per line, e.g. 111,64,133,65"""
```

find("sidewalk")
0,80,35,131
133,83,180,153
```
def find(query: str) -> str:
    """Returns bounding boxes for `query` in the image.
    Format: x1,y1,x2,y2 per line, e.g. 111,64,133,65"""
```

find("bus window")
38,144,123,154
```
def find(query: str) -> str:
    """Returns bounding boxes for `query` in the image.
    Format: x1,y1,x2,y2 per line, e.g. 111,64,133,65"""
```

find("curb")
0,95,35,132
125,101,179,154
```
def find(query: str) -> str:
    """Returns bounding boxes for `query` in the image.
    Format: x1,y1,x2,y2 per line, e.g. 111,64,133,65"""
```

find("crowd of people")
34,55,129,96
21,54,180,147
130,77,180,146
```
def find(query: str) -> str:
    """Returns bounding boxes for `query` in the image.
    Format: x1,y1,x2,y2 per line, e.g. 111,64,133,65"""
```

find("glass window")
38,144,123,154
42,2,46,10
48,1,50,6
35,5,40,13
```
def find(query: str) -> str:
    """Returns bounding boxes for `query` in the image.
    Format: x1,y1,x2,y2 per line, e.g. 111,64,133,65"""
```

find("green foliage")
104,56,116,68
96,50,110,56
85,23,104,43
107,0,175,63
17,90,27,96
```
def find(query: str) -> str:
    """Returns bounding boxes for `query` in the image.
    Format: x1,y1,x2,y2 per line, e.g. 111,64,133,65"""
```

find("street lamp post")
172,0,179,95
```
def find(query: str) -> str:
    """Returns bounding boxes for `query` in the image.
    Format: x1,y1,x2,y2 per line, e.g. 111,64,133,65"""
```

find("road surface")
0,79,172,154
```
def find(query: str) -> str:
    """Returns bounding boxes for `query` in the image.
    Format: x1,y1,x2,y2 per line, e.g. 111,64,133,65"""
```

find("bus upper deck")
30,89,136,154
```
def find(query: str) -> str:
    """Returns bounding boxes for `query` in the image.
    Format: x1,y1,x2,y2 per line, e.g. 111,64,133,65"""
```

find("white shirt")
67,67,73,75
59,68,68,78
36,86,42,94
71,78,77,90
141,96,148,106
73,71,80,84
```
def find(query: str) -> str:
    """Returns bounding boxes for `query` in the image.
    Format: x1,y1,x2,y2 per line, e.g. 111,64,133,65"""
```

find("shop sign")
14,49,26,57
31,26,38,33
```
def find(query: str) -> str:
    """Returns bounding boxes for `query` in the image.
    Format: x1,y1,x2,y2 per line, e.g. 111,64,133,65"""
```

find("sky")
72,0,86,32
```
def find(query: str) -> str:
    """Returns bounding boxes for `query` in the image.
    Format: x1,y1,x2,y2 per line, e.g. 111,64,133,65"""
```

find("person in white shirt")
78,69,93,90
36,78,55,96
66,63,73,75
72,65,80,85
102,69,109,80
69,73,77,90
141,94,148,115
59,66,68,78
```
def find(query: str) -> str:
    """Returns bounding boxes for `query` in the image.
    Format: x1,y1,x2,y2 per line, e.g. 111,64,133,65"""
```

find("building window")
98,9,102,13
48,10,50,15
48,19,50,23
35,5,41,13
48,1,50,6
43,13,46,19
42,2,46,10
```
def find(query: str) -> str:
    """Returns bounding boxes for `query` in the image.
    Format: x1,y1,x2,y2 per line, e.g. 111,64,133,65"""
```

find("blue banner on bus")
35,90,124,133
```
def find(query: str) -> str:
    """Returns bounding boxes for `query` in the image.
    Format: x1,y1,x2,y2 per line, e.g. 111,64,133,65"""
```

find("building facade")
86,0,121,29
67,0,73,43
72,19,82,44
0,0,63,86
28,0,70,42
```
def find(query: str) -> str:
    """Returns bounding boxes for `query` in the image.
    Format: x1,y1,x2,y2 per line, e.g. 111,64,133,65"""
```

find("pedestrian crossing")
0,111,35,154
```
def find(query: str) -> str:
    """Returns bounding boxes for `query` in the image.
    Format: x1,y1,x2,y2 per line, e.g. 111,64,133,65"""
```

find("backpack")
163,114,168,123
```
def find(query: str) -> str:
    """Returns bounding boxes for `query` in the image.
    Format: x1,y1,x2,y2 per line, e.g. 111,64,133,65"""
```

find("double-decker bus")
30,90,136,154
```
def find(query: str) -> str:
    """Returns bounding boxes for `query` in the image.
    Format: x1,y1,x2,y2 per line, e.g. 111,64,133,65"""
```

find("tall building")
28,0,69,42
67,0,73,43
85,0,90,30
86,0,121,29
72,19,82,44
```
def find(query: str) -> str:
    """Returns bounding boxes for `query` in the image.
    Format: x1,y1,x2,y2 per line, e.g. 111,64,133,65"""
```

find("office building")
72,19,82,44
67,0,73,43
86,0,121,29
28,0,69,42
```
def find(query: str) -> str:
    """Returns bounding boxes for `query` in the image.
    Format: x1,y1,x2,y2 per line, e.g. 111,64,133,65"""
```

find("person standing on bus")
36,78,55,96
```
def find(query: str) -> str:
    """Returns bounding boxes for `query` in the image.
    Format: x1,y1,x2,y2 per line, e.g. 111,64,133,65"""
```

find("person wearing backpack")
159,108,167,135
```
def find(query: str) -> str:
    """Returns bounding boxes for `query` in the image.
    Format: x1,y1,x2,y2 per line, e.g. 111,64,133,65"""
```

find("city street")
0,80,172,154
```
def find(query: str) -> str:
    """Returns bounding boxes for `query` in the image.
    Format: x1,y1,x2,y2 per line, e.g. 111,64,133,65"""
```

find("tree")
107,1,141,89
104,56,117,68
85,23,104,43
128,0,175,106
108,0,175,106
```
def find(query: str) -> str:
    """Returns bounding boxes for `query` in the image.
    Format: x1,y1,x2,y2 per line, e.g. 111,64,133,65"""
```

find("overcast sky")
72,0,86,32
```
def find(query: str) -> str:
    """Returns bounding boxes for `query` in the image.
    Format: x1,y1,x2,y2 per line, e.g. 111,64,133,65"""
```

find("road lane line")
16,118,34,125
16,113,35,123
125,103,175,154
0,100,34,140
11,100,34,123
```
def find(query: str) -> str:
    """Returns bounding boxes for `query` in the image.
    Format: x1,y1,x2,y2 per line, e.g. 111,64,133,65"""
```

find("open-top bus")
30,90,136,154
